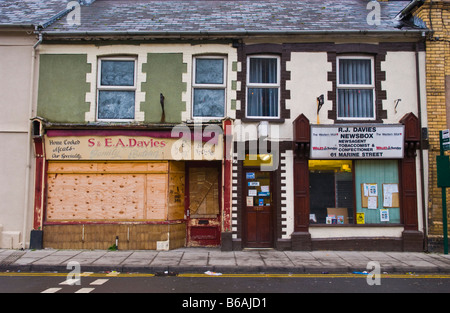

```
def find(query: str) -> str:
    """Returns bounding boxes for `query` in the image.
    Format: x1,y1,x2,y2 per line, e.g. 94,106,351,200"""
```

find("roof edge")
40,28,429,38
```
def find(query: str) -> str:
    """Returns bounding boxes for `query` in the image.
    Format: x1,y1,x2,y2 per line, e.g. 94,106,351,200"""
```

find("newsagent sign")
310,124,404,159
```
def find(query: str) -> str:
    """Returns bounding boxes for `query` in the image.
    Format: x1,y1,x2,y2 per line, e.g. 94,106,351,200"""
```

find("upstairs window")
337,56,375,120
192,56,226,118
97,57,136,120
246,56,280,118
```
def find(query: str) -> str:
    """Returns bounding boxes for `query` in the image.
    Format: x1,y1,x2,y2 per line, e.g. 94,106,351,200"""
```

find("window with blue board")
354,160,400,224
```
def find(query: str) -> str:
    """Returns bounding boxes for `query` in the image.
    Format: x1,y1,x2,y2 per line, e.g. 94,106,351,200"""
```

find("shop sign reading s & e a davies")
44,135,223,161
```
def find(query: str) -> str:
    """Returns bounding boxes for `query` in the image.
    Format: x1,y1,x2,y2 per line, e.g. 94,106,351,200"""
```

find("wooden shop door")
186,163,221,247
244,170,274,248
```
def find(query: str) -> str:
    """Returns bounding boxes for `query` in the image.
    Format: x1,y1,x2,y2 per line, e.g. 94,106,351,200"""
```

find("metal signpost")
437,129,450,254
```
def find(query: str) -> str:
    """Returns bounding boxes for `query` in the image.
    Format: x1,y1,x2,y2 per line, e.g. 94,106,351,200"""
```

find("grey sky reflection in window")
193,89,225,117
100,60,135,86
195,59,224,84
193,57,226,118
98,90,135,120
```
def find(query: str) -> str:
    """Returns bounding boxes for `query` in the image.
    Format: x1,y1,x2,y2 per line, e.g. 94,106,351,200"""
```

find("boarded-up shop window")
192,57,226,118
97,58,136,120
46,161,171,221
189,167,219,218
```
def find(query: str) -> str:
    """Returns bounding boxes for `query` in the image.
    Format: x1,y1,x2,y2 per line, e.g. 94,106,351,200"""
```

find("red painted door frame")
185,161,222,247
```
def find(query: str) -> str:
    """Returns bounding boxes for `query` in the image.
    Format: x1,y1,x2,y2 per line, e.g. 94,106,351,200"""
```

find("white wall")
0,31,37,248
247,48,428,240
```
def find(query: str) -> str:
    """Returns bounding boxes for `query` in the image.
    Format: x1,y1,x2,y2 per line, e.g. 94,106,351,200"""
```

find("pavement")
1,248,450,275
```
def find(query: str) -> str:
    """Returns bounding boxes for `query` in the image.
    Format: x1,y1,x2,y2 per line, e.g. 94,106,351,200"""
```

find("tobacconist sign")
310,124,404,159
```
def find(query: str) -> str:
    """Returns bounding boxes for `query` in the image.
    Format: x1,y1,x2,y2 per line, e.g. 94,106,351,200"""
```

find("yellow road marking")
0,272,449,279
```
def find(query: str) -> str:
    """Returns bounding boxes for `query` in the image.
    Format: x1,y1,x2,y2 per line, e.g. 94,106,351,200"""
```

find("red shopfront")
30,126,231,250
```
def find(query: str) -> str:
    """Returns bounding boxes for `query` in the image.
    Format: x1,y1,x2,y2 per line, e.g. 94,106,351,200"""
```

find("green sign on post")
438,130,450,254
442,129,450,151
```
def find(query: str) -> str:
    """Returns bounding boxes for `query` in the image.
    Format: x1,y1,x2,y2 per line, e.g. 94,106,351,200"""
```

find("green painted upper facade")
37,50,202,124
37,54,91,123
142,53,187,124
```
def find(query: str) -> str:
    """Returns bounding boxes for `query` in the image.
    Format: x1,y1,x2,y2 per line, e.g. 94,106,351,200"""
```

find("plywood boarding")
168,161,185,220
146,174,168,220
43,223,186,250
48,161,168,174
46,161,172,222
189,167,219,218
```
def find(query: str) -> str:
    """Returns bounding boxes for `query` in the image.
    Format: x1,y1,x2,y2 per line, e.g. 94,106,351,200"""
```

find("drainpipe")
22,31,42,249
33,32,43,49
416,40,428,251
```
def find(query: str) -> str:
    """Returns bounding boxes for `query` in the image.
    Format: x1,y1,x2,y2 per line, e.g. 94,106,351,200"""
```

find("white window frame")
245,55,281,119
97,56,137,122
192,55,227,120
336,55,376,121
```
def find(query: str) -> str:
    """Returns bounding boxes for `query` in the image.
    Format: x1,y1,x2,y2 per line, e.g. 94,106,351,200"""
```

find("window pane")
195,59,224,84
249,58,277,84
339,59,372,85
101,60,135,86
338,89,374,118
354,160,400,224
247,88,278,117
98,90,135,119
193,89,225,117
309,160,353,224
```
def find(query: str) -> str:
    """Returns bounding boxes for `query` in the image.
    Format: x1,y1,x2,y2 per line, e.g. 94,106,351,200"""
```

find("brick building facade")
414,0,450,250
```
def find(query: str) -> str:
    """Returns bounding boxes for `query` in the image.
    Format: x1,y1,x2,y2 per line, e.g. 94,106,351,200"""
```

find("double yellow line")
1,272,450,279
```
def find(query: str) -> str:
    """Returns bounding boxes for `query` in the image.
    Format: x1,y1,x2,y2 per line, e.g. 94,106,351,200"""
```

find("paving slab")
92,251,133,266
308,251,352,273
208,251,236,267
426,254,450,272
150,251,183,266
72,250,107,259
260,251,295,268
284,252,320,272
180,251,209,266
335,251,372,271
125,251,158,265
235,251,266,267
386,252,440,273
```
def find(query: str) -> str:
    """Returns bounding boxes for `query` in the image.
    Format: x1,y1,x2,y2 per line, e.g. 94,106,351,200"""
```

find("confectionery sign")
310,124,404,159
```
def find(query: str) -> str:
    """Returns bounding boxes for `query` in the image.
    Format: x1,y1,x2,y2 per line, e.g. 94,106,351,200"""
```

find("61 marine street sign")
310,124,405,159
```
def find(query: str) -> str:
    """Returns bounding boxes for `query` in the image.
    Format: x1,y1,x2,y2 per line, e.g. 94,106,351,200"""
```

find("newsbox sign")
310,124,404,159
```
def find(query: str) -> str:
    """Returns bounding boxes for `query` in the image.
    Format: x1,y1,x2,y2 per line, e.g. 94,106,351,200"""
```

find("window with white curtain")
337,56,375,120
192,56,226,118
246,56,280,118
